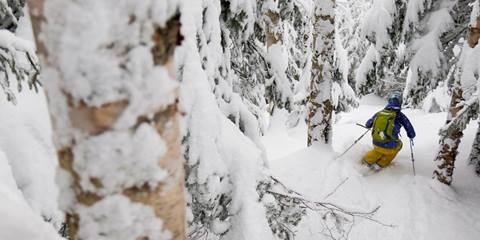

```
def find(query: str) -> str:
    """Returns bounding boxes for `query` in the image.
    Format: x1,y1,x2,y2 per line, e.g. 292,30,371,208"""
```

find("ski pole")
336,128,370,159
356,123,368,129
409,138,416,176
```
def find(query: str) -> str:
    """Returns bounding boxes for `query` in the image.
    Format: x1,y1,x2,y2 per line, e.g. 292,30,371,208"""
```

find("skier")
362,91,416,171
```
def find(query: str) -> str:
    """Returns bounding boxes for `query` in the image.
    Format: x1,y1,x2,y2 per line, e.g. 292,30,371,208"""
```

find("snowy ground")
262,95,480,240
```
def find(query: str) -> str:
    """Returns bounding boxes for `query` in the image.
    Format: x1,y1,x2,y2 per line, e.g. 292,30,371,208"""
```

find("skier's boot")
368,163,382,171
358,159,382,176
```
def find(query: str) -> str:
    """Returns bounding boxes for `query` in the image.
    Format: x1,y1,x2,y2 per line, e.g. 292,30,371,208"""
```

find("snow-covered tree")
217,0,271,137
403,1,450,107
0,0,39,104
332,0,366,112
307,0,336,146
357,0,475,109
433,78,478,185
357,0,407,97
433,1,480,185
263,0,317,115
30,0,186,239
466,4,480,177
0,0,25,32
216,0,312,135
263,0,294,113
405,0,477,111
269,0,315,128
336,0,371,89
181,1,307,238
183,1,249,238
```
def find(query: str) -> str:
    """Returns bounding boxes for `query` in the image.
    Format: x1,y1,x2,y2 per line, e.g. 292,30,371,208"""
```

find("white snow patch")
77,195,171,240
73,123,169,196
0,150,62,240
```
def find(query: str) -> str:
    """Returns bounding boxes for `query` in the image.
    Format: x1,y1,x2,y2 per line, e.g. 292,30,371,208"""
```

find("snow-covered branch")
260,176,393,240
0,0,25,31
0,29,40,104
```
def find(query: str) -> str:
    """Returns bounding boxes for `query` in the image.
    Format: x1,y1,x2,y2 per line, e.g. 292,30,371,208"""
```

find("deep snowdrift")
263,95,480,240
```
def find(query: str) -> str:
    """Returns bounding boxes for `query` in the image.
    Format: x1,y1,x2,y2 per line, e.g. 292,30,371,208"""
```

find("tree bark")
433,1,480,185
265,1,281,49
467,17,480,48
433,83,464,185
433,81,478,185
307,0,335,146
28,1,186,239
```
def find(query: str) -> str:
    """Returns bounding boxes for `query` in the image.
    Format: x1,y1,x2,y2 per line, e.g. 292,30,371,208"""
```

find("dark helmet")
387,91,403,110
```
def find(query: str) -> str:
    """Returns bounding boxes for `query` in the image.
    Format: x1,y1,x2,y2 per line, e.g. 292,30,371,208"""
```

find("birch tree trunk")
28,1,186,239
307,0,335,146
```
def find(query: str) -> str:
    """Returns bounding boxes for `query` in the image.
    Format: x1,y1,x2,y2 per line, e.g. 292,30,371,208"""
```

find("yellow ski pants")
363,141,403,167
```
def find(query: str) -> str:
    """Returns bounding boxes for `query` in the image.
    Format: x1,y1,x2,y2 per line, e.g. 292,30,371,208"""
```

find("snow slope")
263,94,480,240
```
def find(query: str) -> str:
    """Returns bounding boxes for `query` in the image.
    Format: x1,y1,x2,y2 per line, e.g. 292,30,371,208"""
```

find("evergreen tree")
219,0,271,137
357,0,475,109
357,0,407,97
336,0,371,89
0,0,39,104
332,0,365,112
274,0,314,128
183,1,247,238
0,0,25,32
403,0,457,108
263,0,295,113
307,0,336,146
30,0,186,238
182,1,306,238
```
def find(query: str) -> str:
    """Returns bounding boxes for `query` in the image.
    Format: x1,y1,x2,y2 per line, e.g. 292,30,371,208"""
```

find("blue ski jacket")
365,103,416,149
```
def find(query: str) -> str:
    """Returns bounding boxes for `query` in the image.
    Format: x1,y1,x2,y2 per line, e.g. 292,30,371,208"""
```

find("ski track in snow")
262,95,480,240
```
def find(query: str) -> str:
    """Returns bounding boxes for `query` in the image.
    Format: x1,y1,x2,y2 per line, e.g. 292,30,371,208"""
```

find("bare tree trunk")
307,0,335,146
28,1,186,239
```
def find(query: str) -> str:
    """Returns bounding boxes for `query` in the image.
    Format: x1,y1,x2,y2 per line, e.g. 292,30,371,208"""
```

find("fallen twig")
266,176,396,240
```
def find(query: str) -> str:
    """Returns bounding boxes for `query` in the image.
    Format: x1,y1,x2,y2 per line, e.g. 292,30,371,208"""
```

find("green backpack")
372,109,397,143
